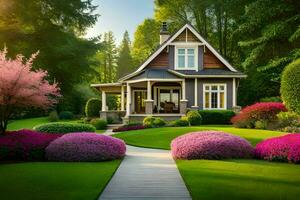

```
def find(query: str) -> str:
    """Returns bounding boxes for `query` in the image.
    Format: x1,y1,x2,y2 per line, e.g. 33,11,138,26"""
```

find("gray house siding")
185,78,195,108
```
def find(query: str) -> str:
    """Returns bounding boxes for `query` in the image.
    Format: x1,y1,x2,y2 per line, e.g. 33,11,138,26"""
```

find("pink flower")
46,132,126,162
171,131,254,160
255,133,300,163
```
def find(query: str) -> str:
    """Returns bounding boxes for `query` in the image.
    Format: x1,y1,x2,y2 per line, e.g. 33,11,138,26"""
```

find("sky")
85,0,155,45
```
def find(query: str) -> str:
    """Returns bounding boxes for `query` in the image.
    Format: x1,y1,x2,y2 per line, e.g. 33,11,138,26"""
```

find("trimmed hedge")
186,110,202,125
170,117,190,127
199,110,235,124
90,119,107,130
281,58,300,114
59,111,74,120
85,98,101,118
34,122,96,134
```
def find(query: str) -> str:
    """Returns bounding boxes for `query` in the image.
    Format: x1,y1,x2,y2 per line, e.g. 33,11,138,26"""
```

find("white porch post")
121,85,125,111
182,79,186,100
147,80,152,100
193,78,198,107
101,91,107,111
126,83,131,116
233,78,236,107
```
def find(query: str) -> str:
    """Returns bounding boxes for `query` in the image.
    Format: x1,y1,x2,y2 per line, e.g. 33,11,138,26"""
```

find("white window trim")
174,45,198,71
202,83,227,110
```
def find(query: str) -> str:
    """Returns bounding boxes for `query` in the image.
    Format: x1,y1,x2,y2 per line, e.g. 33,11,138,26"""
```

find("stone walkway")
99,144,191,200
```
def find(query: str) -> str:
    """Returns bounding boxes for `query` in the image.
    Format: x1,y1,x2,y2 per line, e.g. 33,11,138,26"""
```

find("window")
203,84,226,109
175,47,197,70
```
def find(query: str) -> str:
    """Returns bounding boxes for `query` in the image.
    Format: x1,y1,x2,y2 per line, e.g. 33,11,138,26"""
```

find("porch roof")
91,83,122,93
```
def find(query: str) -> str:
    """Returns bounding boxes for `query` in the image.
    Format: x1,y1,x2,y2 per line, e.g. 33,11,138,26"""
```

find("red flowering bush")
231,102,287,128
255,134,300,163
171,131,254,160
0,129,61,160
46,132,126,161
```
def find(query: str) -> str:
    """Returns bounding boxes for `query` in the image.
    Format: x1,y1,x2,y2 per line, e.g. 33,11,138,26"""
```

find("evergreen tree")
117,31,133,78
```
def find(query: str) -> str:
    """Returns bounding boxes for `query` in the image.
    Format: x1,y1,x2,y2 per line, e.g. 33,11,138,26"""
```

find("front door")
134,90,146,114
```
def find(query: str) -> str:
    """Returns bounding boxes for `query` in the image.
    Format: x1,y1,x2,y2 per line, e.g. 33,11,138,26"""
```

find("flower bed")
231,102,287,128
113,124,146,132
46,132,126,161
255,134,300,163
171,131,254,160
0,129,61,160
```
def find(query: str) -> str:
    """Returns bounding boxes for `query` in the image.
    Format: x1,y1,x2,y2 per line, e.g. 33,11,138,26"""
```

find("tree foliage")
0,49,60,134
117,31,133,78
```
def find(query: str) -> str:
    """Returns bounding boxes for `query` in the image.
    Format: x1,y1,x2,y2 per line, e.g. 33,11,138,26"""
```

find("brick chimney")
159,22,170,44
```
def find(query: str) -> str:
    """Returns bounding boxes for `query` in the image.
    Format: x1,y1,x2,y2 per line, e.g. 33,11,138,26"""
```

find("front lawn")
177,159,300,200
0,160,121,200
114,125,286,149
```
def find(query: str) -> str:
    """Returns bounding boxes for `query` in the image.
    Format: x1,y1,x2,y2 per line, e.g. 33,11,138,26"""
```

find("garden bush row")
0,129,126,162
34,122,96,134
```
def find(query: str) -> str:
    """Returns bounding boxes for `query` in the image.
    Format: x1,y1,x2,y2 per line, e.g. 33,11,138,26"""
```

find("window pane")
178,55,185,68
220,85,225,90
187,49,194,54
205,92,210,108
188,55,194,68
171,89,180,110
205,86,210,90
220,92,224,108
211,92,218,108
178,49,185,54
211,85,218,90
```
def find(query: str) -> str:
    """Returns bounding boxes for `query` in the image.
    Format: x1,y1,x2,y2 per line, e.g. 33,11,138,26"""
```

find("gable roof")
120,23,239,82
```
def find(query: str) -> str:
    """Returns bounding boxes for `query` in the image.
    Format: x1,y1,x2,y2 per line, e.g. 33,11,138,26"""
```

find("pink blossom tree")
0,48,60,134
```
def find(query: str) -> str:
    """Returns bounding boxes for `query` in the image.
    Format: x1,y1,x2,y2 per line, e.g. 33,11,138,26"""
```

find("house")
91,23,246,123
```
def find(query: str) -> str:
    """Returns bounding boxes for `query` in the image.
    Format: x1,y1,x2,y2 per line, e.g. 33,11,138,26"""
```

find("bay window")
203,84,226,109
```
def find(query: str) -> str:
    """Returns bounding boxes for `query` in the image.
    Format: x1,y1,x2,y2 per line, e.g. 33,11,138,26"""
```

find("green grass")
7,117,105,133
114,125,286,149
0,160,121,200
177,159,300,200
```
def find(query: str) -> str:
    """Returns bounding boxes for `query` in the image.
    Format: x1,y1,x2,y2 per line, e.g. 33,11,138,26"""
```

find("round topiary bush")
186,110,202,125
90,119,107,130
59,111,74,120
46,133,126,161
34,122,96,134
85,98,101,118
0,129,61,160
281,59,300,114
171,131,254,160
255,134,300,164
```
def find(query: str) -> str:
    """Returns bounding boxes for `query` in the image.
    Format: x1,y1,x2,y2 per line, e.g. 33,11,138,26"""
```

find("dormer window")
175,46,198,70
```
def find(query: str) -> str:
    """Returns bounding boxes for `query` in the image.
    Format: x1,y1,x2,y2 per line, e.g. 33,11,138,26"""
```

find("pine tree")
117,31,133,78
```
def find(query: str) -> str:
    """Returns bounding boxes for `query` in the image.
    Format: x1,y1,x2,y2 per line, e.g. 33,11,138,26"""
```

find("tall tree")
132,19,160,66
117,31,133,78
0,0,100,94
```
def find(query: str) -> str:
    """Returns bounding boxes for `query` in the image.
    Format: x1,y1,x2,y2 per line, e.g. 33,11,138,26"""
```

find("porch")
91,78,188,123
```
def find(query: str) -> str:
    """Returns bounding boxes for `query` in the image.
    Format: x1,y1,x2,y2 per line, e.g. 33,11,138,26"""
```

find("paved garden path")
99,134,192,200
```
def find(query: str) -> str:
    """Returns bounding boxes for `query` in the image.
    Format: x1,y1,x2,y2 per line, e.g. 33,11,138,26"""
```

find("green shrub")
277,112,300,128
198,110,235,124
34,122,96,134
85,98,101,118
260,96,282,102
58,111,74,120
48,111,59,122
171,117,189,127
143,116,166,127
281,58,300,114
254,120,268,129
186,110,202,125
107,117,114,124
90,119,107,130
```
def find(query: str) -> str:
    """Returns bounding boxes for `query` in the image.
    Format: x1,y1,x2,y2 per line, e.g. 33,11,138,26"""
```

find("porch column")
232,78,236,107
126,82,131,117
101,91,107,111
192,78,198,108
121,85,125,111
180,79,188,114
145,80,154,114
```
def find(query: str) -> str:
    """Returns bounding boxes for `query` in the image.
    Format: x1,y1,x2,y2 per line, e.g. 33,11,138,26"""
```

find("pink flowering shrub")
0,129,61,160
46,133,126,161
171,131,254,160
255,134,300,163
231,102,287,128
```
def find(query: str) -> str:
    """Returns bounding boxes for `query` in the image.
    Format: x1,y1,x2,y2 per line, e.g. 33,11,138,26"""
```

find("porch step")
107,124,124,130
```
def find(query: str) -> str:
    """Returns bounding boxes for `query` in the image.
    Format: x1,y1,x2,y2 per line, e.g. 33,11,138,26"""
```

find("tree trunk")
223,11,228,57
216,6,223,54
